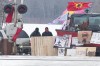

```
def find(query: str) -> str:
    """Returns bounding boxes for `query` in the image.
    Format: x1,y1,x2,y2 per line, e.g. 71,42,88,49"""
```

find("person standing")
42,27,53,36
30,27,41,37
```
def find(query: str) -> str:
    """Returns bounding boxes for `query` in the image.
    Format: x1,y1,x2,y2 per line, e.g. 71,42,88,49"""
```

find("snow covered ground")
0,56,100,66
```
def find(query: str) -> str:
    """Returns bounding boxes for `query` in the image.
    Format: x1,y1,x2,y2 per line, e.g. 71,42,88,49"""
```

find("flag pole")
66,12,71,31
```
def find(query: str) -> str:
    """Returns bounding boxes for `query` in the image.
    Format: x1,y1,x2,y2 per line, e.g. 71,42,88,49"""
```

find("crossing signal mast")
3,0,28,54
3,0,28,42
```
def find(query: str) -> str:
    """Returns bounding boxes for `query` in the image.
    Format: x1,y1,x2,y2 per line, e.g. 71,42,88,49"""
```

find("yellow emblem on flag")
75,3,83,8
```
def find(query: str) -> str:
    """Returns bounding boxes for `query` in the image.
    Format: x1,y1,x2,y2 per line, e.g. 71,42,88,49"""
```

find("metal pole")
12,0,17,55
21,0,24,4
14,0,17,26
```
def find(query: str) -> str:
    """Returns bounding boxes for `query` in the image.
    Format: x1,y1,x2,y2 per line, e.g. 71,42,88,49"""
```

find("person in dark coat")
30,28,41,37
42,27,53,36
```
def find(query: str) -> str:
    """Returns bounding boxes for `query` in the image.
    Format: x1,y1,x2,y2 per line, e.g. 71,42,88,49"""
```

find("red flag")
67,2,92,11
6,7,14,23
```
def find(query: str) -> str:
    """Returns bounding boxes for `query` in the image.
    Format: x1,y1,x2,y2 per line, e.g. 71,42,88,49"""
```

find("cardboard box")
76,47,96,56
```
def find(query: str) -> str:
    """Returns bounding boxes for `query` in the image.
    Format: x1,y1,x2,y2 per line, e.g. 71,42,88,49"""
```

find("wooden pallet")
30,36,58,56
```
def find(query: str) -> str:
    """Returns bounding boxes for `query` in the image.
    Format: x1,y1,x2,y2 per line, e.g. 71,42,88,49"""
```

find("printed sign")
54,34,72,48
78,31,92,44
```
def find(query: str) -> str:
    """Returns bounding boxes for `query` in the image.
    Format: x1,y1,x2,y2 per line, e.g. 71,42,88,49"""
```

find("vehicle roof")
71,13,100,17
